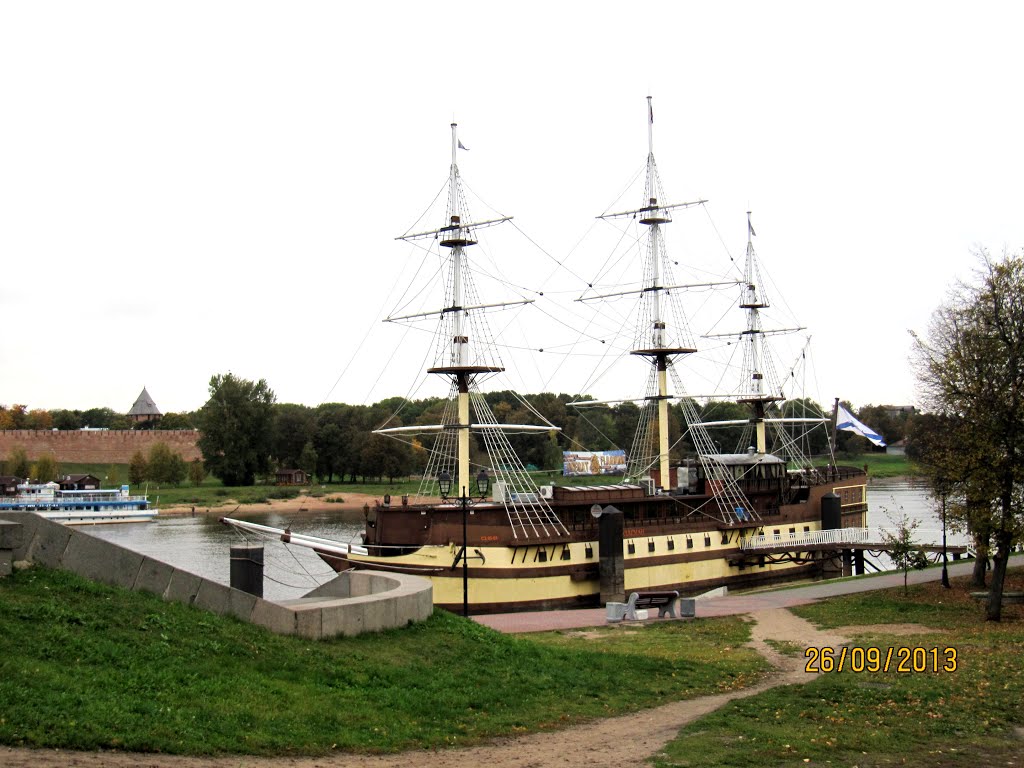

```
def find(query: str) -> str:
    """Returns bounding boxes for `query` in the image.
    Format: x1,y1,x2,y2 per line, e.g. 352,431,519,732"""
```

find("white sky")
2,2,1022,416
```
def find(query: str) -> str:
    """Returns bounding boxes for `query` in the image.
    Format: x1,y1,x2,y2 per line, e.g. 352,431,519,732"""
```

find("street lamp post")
438,468,489,617
941,491,950,589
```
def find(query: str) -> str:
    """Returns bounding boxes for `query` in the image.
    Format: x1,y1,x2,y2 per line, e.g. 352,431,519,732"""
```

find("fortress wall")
0,429,202,464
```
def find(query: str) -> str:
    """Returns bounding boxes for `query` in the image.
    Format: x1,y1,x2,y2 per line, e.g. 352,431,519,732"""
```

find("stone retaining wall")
0,512,433,638
0,429,202,464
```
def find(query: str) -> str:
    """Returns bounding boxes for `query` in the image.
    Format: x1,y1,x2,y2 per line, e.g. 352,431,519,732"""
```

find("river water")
87,478,961,600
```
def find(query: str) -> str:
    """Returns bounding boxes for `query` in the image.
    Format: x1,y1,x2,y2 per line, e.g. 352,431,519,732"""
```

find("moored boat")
225,101,868,613
0,480,159,525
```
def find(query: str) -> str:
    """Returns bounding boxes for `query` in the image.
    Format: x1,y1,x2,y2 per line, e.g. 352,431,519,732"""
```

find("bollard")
230,545,264,597
595,504,625,604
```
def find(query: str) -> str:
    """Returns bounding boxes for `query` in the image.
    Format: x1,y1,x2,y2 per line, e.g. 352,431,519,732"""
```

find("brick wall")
0,430,202,464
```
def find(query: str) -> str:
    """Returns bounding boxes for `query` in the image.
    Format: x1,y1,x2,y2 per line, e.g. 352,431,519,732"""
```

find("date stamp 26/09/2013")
804,646,958,674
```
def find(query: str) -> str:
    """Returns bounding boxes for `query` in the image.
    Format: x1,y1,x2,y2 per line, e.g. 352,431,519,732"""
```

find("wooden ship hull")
314,466,868,614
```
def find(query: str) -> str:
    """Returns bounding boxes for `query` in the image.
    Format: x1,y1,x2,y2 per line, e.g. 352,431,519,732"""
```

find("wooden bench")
625,590,680,620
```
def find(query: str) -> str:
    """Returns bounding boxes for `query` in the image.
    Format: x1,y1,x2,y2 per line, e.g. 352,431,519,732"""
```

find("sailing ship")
225,101,868,614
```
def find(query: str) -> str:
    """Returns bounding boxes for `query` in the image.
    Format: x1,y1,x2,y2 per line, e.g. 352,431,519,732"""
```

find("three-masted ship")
226,101,868,614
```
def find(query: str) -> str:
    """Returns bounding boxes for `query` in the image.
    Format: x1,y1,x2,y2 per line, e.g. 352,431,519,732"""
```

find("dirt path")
0,608,902,768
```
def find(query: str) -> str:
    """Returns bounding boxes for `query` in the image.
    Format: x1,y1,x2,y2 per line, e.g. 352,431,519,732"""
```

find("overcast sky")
2,2,1022,418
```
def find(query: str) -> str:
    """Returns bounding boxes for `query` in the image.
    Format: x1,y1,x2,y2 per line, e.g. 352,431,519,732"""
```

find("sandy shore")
159,491,384,520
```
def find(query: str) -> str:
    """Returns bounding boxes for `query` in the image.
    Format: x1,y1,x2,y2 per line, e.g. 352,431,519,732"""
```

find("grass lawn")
0,567,767,756
654,568,1024,767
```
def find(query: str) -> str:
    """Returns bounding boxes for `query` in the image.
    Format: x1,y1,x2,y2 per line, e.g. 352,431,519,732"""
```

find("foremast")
378,124,568,540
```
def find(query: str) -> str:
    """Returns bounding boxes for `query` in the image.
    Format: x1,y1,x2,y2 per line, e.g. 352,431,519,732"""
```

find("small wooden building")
276,469,309,485
0,476,22,496
59,474,101,491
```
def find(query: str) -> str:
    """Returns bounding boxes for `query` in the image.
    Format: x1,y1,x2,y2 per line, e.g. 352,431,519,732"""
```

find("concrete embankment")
0,512,432,638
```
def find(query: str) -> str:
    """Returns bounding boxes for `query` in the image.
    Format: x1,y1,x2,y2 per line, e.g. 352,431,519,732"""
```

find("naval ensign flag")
835,404,886,447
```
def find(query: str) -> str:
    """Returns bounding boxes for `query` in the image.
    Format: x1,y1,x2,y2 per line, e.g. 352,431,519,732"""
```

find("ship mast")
430,123,503,496
630,97,696,492
735,211,780,454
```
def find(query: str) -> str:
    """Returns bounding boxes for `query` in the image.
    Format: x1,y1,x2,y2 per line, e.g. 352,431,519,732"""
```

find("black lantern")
476,469,490,498
437,470,452,499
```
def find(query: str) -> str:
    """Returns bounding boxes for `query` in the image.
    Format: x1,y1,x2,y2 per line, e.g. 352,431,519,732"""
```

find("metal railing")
739,527,953,551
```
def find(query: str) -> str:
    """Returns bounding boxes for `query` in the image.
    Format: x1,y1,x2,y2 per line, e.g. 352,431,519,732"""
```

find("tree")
187,459,207,487
272,404,316,469
32,453,59,483
879,508,929,596
147,442,187,486
6,447,31,478
298,441,318,480
129,451,148,485
196,373,276,486
912,249,1024,620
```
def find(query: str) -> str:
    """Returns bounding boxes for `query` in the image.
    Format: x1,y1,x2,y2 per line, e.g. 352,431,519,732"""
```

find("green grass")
654,569,1024,767
0,567,767,756
814,452,915,478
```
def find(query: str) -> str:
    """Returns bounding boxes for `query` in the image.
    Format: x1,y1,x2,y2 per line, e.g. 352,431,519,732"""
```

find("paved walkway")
475,554,1024,634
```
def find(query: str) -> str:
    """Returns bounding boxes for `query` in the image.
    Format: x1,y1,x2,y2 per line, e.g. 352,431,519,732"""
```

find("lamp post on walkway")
941,491,950,589
438,468,490,617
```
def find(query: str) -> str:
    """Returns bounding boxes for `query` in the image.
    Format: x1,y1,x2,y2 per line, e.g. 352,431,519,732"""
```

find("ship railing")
739,527,951,551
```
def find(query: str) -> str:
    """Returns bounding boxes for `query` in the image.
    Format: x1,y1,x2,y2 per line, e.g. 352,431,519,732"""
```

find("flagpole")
831,397,839,456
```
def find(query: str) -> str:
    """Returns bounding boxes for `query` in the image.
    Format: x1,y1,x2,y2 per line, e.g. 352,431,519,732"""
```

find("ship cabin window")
628,542,636,555
803,526,810,533
585,544,593,558
773,529,780,539
647,540,655,553
703,535,711,547
536,549,548,563
686,537,693,549
789,527,796,538
560,546,571,561
721,533,729,545
667,538,675,551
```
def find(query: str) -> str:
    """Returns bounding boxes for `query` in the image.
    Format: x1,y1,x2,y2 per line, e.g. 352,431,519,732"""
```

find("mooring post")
595,504,625,604
230,545,264,597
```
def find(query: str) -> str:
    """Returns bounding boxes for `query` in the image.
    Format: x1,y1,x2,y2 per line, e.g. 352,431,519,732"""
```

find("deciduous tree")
196,373,276,487
912,248,1024,620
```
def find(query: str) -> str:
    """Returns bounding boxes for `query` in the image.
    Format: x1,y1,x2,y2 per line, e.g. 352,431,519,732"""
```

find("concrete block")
295,606,323,639
679,598,696,618
0,550,12,578
26,519,74,569
303,573,352,599
1,513,41,560
605,602,627,622
164,569,204,605
320,600,370,638
251,599,296,635
0,520,24,550
61,532,144,589
133,556,175,597
348,571,372,597
227,588,258,622
193,580,233,616
362,593,397,633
